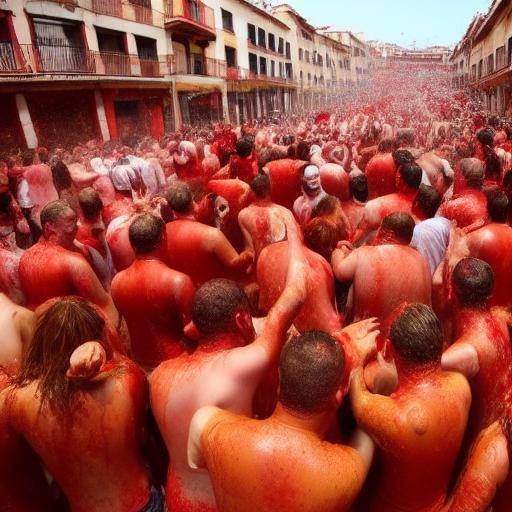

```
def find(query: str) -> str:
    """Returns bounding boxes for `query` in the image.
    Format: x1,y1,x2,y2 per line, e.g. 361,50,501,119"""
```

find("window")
249,52,258,74
299,48,303,61
508,36,512,64
301,29,313,41
285,42,291,59
221,9,233,32
279,61,283,77
248,24,256,45
259,56,267,75
225,46,236,68
478,59,483,78
317,54,323,66
496,45,506,69
307,73,311,85
270,60,275,76
278,37,284,54
326,53,330,67
268,33,276,52
258,28,266,48
299,70,303,82
487,53,494,74
285,62,292,79
305,50,310,63
471,64,477,81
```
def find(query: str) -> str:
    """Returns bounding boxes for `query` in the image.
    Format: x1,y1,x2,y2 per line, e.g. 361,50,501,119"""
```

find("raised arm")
442,342,479,379
331,244,359,283
211,230,253,273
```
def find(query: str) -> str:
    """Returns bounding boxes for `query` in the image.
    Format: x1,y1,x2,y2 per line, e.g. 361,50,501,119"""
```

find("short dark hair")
21,149,35,167
304,217,340,260
78,188,103,220
350,173,368,202
128,213,165,254
390,304,443,363
166,182,192,213
0,192,12,215
378,138,395,153
488,190,509,223
296,141,312,161
459,158,484,189
51,161,73,191
414,184,441,218
397,129,415,147
488,116,500,129
236,138,254,159
40,200,74,229
279,330,345,413
477,128,494,147
392,149,415,168
453,258,494,306
192,279,249,337
381,212,415,243
250,173,270,198
399,163,422,190
311,195,338,218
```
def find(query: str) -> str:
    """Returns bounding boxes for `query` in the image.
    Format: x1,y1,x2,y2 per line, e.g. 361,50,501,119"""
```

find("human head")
488,116,500,129
51,161,73,192
392,149,415,168
378,138,395,153
40,200,78,247
380,212,415,244
301,164,322,198
21,149,35,167
304,217,339,261
236,138,254,159
487,190,509,223
396,129,415,147
192,279,254,341
458,158,484,190
453,258,494,307
477,128,495,147
166,182,193,214
350,173,368,203
16,297,106,412
278,330,345,414
311,195,338,218
78,188,103,221
398,163,422,191
390,304,443,364
129,213,165,255
413,184,441,219
250,172,271,199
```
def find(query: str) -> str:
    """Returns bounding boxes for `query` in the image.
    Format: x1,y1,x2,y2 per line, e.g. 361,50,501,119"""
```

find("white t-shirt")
411,217,451,275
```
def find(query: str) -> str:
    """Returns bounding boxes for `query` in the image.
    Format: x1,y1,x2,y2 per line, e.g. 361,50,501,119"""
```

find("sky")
283,0,492,48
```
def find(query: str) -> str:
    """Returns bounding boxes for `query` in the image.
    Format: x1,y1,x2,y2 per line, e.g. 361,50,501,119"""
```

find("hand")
343,318,380,363
447,227,469,269
66,341,106,381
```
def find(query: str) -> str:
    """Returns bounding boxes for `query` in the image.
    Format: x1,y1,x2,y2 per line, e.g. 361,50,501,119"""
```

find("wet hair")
296,140,312,161
477,128,495,147
311,195,338,218
390,304,443,363
78,188,103,220
397,129,415,147
51,161,73,191
236,138,254,159
378,138,395,153
350,173,368,202
16,297,106,413
503,170,512,189
0,191,12,216
381,212,415,243
459,158,484,189
40,200,74,229
166,182,192,213
488,116,500,129
250,173,271,198
399,163,422,190
279,330,345,413
453,258,494,306
304,217,340,261
392,149,415,168
129,213,165,254
21,149,35,167
415,184,441,219
487,190,509,223
192,279,250,337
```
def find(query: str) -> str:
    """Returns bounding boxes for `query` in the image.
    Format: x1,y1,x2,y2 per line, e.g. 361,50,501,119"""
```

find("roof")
272,4,316,33
234,0,291,31
473,0,509,43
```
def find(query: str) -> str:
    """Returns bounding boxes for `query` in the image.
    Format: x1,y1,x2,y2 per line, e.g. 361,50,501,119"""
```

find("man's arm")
211,230,253,272
442,342,479,379
188,406,224,470
69,164,99,187
348,428,375,476
238,211,256,254
331,245,359,283
174,274,196,329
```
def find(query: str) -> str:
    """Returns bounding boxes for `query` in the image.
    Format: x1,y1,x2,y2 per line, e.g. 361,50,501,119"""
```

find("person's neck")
395,358,439,387
43,234,74,251
174,210,195,220
271,402,334,437
454,304,488,336
197,332,248,353
397,185,417,199
136,250,163,262
373,229,406,246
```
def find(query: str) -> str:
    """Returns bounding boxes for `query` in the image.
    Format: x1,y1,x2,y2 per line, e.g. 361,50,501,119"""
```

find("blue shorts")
140,484,165,512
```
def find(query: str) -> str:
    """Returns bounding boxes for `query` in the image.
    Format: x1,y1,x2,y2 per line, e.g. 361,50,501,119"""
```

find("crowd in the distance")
1,64,512,512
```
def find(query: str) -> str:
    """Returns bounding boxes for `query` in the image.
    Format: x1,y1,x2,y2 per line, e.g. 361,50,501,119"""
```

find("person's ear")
235,309,255,340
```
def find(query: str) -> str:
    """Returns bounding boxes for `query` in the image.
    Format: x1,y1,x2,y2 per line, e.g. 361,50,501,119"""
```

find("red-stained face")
50,208,78,246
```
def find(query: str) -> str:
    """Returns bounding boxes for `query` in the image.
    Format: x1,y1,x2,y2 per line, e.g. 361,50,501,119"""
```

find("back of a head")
21,149,35,167
296,141,312,161
304,217,339,261
166,182,193,213
453,258,494,307
488,116,500,129
350,173,368,203
378,138,395,153
250,173,271,198
392,149,415,168
40,200,74,230
236,138,254,159
279,331,345,414
78,188,103,220
415,184,441,219
16,297,106,412
459,158,484,189
192,279,249,337
390,304,442,364
381,212,415,243
51,160,73,190
477,128,495,147
311,194,338,218
399,163,422,190
397,129,415,147
129,213,165,254
487,190,509,223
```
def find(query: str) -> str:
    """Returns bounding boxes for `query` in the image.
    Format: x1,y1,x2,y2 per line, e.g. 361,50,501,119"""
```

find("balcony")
171,53,226,78
231,67,296,86
164,0,216,41
3,44,170,78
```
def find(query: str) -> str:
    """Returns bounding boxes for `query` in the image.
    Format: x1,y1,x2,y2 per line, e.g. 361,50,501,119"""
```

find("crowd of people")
1,62,512,512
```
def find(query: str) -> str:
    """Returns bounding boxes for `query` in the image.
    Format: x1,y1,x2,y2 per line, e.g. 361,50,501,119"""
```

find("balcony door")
0,16,17,72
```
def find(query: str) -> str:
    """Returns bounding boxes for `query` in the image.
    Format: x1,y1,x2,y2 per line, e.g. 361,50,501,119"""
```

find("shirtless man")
112,214,196,370
416,148,454,196
5,297,162,512
342,173,368,233
166,185,253,286
333,213,431,322
238,173,297,261
228,137,259,184
19,201,119,327
356,162,422,240
188,331,375,512
293,164,328,226
365,139,396,199
150,219,307,512
351,304,471,512
442,258,512,439
438,158,487,230
464,191,512,307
